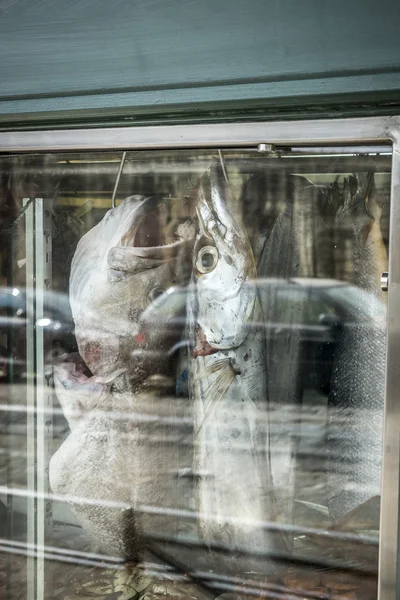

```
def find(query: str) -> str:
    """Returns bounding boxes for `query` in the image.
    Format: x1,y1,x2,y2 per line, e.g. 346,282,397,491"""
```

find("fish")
187,158,287,575
70,194,194,383
326,173,388,521
253,174,327,548
50,195,195,558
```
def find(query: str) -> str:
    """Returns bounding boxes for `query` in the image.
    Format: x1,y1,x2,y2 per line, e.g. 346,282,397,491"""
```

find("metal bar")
290,145,392,154
0,538,123,565
34,198,53,600
145,533,377,575
0,116,398,151
34,199,45,600
24,197,36,600
6,206,15,600
0,156,393,177
378,129,400,600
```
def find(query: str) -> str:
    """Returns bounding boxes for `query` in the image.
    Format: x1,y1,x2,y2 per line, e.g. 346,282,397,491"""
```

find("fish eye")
148,287,165,303
196,246,219,274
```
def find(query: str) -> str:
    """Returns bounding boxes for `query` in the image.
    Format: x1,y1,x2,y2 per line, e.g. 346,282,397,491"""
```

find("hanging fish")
70,194,193,383
50,195,195,559
248,173,325,548
326,173,387,520
187,158,288,575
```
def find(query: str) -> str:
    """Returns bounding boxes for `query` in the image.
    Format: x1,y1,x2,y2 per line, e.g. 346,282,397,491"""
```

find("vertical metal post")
24,198,53,600
34,199,53,600
378,132,400,600
24,198,36,600
6,207,16,600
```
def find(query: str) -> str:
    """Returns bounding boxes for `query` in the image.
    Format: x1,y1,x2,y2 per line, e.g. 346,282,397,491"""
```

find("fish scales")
327,174,388,520
50,378,192,559
188,159,287,575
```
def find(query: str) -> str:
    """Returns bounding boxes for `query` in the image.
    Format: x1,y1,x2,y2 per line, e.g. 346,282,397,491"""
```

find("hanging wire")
111,151,127,208
218,149,229,185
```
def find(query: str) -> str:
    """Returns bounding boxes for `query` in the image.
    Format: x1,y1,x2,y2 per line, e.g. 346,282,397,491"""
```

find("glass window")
0,146,391,599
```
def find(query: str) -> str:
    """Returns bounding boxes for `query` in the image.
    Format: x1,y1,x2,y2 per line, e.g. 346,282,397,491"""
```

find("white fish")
188,159,287,574
50,196,195,559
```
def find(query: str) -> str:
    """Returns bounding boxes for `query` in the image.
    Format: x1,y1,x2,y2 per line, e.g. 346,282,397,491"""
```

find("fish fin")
205,358,232,374
295,499,330,517
194,359,235,438
331,495,380,531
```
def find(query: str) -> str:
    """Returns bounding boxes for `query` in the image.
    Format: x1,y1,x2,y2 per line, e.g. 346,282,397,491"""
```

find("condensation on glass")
0,146,391,599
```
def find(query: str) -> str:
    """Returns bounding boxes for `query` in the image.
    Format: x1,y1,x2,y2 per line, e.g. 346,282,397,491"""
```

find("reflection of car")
141,278,386,396
0,287,76,380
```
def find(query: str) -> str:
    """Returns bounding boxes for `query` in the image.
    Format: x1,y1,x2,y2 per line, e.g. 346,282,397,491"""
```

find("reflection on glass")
0,148,390,599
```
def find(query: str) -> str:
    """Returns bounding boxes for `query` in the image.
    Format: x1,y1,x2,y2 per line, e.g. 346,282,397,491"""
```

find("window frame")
0,116,399,600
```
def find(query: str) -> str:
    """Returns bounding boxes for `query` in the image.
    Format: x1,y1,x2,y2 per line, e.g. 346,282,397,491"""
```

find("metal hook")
111,151,127,208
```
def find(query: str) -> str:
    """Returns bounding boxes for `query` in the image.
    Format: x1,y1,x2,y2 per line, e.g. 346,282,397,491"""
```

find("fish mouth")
192,326,219,358
107,199,195,274
121,201,167,248
115,198,195,264
121,199,194,252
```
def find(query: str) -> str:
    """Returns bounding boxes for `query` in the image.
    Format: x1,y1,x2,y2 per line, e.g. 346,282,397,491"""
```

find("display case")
1,117,399,600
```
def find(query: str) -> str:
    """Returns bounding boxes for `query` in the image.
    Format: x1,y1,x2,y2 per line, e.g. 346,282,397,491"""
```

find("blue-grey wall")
1,0,400,125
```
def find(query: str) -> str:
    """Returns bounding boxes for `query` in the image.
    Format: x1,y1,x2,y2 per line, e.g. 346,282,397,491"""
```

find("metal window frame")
1,115,399,600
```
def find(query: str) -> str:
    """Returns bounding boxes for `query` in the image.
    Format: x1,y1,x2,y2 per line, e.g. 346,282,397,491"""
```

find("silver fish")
326,174,387,521
70,194,192,382
188,159,286,574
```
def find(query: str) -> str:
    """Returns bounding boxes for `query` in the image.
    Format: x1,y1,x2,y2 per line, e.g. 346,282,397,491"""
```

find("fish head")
191,159,257,355
70,196,195,378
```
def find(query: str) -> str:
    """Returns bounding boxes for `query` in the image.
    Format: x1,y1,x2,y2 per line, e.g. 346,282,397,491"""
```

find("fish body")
188,159,286,572
50,367,191,559
327,175,387,520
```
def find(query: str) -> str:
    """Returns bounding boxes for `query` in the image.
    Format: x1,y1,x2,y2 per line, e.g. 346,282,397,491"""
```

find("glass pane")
0,146,391,599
